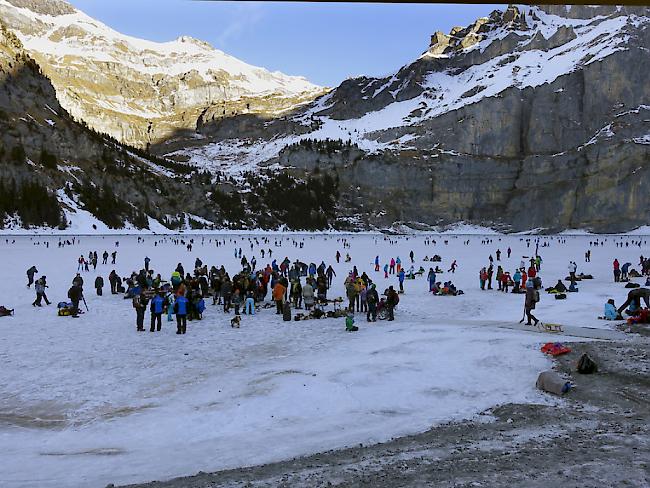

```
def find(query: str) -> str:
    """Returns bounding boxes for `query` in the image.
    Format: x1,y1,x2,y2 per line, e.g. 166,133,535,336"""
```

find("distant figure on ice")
26,265,37,287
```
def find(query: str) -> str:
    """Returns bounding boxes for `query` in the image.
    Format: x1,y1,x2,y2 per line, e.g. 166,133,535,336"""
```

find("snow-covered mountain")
1,2,649,233
0,0,326,147
174,4,650,233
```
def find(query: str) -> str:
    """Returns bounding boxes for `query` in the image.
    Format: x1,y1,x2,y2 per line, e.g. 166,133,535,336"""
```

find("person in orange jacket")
272,280,286,315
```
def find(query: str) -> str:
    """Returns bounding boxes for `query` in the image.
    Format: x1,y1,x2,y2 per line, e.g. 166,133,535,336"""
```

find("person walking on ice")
524,279,540,326
26,266,38,288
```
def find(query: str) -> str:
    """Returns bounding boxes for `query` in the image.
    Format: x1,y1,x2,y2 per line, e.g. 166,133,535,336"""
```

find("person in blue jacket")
604,299,618,320
621,262,631,281
166,291,175,322
150,291,167,332
398,268,405,293
427,268,436,292
174,293,189,334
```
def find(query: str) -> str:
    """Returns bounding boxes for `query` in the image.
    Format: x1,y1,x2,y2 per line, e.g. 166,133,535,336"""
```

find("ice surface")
0,232,642,487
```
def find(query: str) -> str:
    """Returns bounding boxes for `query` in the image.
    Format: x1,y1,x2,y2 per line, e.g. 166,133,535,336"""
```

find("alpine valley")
0,0,648,233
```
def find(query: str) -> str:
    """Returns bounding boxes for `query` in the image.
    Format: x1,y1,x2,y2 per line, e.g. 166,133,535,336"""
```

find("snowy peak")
3,0,75,16
0,0,325,147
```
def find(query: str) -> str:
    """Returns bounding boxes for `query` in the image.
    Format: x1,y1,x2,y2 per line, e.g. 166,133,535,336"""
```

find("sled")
541,341,571,356
539,322,563,333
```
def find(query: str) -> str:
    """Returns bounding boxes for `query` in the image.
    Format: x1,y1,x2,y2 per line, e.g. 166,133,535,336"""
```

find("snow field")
0,233,645,487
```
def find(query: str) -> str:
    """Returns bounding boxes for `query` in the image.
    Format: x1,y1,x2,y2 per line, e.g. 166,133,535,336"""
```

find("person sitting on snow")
568,282,579,292
550,279,567,293
345,313,358,332
604,299,619,320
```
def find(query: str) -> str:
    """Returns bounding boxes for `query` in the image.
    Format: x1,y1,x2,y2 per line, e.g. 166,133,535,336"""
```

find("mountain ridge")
1,3,649,233
0,0,326,147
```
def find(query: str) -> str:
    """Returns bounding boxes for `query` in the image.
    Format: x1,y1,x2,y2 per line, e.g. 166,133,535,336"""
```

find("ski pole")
82,295,89,312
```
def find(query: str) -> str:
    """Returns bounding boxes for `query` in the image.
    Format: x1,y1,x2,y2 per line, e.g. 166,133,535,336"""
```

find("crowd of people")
9,234,650,334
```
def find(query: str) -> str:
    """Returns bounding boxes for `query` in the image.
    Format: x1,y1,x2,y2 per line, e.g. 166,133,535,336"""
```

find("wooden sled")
538,322,563,333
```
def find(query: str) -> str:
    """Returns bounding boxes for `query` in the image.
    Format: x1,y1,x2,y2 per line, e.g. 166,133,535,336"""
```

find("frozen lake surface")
0,233,645,487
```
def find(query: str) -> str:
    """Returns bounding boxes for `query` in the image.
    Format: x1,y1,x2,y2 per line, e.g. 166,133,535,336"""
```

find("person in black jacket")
385,286,398,321
366,284,379,322
95,276,104,296
68,284,82,317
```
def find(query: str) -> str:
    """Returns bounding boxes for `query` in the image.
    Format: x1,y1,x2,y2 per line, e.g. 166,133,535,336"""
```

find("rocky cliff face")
2,3,649,232
0,0,326,148
177,4,650,233
0,22,338,232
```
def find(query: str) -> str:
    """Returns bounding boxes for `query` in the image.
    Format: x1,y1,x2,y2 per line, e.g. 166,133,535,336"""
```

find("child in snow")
345,313,358,332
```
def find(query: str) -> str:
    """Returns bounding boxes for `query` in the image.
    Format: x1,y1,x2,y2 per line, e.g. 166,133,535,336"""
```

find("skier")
26,266,38,288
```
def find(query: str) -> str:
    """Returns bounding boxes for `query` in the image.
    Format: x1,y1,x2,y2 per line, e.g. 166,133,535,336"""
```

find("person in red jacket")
527,265,537,279
613,258,621,282
272,280,286,315
501,271,511,293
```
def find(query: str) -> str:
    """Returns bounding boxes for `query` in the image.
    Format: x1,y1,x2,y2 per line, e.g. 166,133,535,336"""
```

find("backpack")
394,292,400,305
577,353,598,374
533,290,540,303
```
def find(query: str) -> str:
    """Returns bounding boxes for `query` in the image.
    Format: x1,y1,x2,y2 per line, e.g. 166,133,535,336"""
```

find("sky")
66,1,505,87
